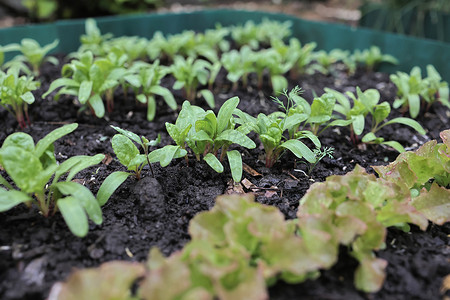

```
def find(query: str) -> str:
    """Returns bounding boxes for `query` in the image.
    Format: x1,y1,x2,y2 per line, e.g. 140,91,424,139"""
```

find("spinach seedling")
3,38,59,75
0,68,40,128
390,66,425,118
79,18,113,56
236,87,318,168
43,51,133,117
221,46,255,90
130,60,176,121
152,97,255,182
353,46,398,72
326,87,426,152
422,65,449,111
110,125,161,179
0,123,117,237
170,55,215,108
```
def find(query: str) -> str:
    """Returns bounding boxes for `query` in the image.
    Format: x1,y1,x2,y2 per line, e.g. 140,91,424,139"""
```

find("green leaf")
0,174,13,190
66,154,105,181
97,171,130,206
216,129,256,149
53,181,103,225
150,85,177,110
0,146,45,193
110,125,142,146
280,139,316,163
35,123,78,159
42,77,79,98
203,153,224,173
382,141,405,153
148,145,187,167
147,95,156,121
89,94,105,118
79,80,93,103
354,257,387,293
111,134,140,169
199,89,215,109
382,117,426,135
57,196,89,237
271,75,288,94
1,132,35,152
373,102,391,125
227,150,243,183
136,94,147,104
20,91,35,104
412,183,450,225
407,94,420,118
217,97,239,134
0,188,32,212
352,115,365,136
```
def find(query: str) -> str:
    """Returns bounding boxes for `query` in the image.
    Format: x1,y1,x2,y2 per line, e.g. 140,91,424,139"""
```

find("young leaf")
280,139,316,163
57,196,89,237
204,153,224,173
97,171,131,206
111,134,140,169
148,145,187,167
227,150,243,183
0,189,32,212
217,96,239,134
35,123,78,159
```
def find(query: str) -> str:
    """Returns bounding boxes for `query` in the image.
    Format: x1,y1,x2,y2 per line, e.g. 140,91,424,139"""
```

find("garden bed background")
0,9,449,300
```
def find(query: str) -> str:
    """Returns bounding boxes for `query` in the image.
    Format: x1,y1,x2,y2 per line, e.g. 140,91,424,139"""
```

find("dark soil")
0,55,449,300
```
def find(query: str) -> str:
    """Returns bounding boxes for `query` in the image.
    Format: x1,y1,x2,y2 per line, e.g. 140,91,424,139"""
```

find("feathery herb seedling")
0,68,40,128
0,123,120,237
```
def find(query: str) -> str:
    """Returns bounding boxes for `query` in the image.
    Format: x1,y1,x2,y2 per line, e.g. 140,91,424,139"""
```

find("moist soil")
0,55,449,300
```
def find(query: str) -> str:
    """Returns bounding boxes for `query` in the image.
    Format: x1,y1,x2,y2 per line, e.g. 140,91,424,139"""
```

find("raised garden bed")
0,10,449,300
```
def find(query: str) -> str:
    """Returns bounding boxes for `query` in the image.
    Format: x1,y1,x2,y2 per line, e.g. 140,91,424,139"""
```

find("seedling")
151,97,255,182
0,68,40,128
130,60,176,121
170,55,215,108
325,87,426,152
79,18,113,56
43,51,135,117
110,125,161,179
352,46,398,72
3,38,59,75
389,65,448,117
298,146,334,176
0,123,120,237
236,87,319,168
221,46,255,90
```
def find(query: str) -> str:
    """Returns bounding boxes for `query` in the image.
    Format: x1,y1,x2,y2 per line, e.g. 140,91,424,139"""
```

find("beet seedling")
0,123,121,237
0,69,40,128
325,87,426,152
3,38,59,75
170,55,215,108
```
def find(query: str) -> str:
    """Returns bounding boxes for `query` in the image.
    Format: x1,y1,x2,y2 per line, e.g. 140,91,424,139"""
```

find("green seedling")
0,68,40,128
170,55,215,108
352,46,398,72
325,87,426,152
271,38,317,79
79,18,113,56
236,87,319,168
0,123,119,237
422,65,449,111
130,60,176,121
109,125,161,179
3,38,59,75
390,66,425,118
310,49,351,75
298,146,334,176
104,36,149,64
230,18,292,49
221,46,255,90
151,97,255,182
43,51,135,117
251,48,292,93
